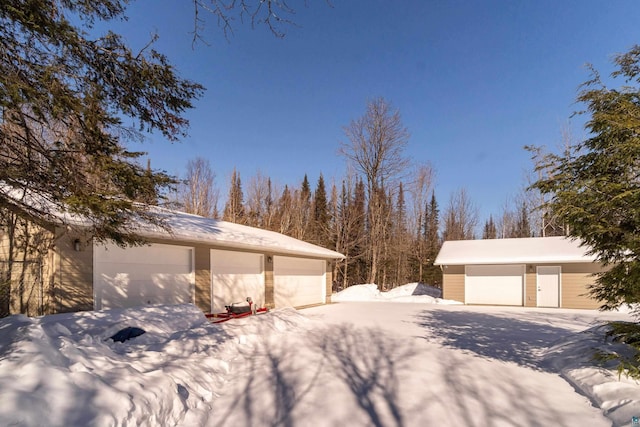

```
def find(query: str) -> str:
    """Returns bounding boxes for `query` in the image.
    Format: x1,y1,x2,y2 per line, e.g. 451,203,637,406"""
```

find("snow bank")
331,283,381,301
332,282,462,305
0,304,309,427
543,325,640,427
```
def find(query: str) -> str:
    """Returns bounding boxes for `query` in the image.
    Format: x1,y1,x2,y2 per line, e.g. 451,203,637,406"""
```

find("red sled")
205,297,268,323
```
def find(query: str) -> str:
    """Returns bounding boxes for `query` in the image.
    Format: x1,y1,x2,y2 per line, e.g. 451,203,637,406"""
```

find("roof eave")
434,258,598,266
141,229,345,260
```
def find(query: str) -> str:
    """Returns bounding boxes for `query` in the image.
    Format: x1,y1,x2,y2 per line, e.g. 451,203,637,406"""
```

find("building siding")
442,265,465,303
444,262,606,310
264,254,274,309
560,263,603,309
325,261,332,304
194,246,210,313
1,220,56,316
525,267,537,307
526,263,603,309
55,231,93,313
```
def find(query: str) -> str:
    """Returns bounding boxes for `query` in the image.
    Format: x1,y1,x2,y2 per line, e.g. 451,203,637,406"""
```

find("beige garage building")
434,236,604,309
2,206,344,316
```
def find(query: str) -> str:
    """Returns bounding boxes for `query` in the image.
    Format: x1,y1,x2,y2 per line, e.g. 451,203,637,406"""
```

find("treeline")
172,158,568,291
171,98,569,290
173,158,442,290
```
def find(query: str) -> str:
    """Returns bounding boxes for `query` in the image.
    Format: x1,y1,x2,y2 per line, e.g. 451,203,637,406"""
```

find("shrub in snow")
594,321,640,380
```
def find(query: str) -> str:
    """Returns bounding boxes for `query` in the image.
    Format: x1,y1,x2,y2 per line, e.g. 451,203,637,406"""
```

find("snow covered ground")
0,283,639,426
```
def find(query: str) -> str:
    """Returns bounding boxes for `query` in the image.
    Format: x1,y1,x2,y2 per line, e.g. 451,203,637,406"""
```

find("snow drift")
0,304,310,426
332,282,461,304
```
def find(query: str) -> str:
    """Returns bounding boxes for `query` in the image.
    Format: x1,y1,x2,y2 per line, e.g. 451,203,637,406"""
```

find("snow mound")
332,283,461,305
332,283,380,301
383,282,443,299
542,325,640,427
0,304,313,427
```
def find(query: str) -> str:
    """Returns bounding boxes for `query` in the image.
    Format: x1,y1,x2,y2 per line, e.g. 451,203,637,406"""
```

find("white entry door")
537,266,561,307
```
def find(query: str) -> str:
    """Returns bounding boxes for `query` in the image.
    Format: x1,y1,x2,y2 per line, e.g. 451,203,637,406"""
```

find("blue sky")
102,1,640,224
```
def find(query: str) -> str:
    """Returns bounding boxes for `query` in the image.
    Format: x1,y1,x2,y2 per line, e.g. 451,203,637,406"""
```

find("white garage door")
211,250,264,313
94,243,194,310
274,256,326,308
465,264,524,306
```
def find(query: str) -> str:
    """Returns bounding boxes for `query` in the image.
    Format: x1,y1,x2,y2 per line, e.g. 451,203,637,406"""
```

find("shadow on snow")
414,308,580,371
211,320,415,427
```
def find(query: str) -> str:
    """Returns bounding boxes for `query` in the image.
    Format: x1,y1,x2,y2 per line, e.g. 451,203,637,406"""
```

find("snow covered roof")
434,236,597,266
1,184,344,259
147,209,345,259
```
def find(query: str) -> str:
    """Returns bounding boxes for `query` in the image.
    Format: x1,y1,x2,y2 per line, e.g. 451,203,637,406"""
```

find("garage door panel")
97,274,128,308
96,245,191,266
211,250,265,312
274,256,325,308
275,258,325,276
465,264,524,306
94,243,194,310
98,263,190,279
123,279,191,302
212,277,263,311
275,276,315,304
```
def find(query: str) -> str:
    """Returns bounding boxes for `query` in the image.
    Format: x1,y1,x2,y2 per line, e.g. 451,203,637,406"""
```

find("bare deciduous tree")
244,171,277,228
289,176,312,240
191,0,299,43
524,125,574,237
495,196,517,238
442,188,478,241
340,97,410,195
340,97,410,286
408,163,435,237
178,157,218,218
408,163,435,279
276,185,293,236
